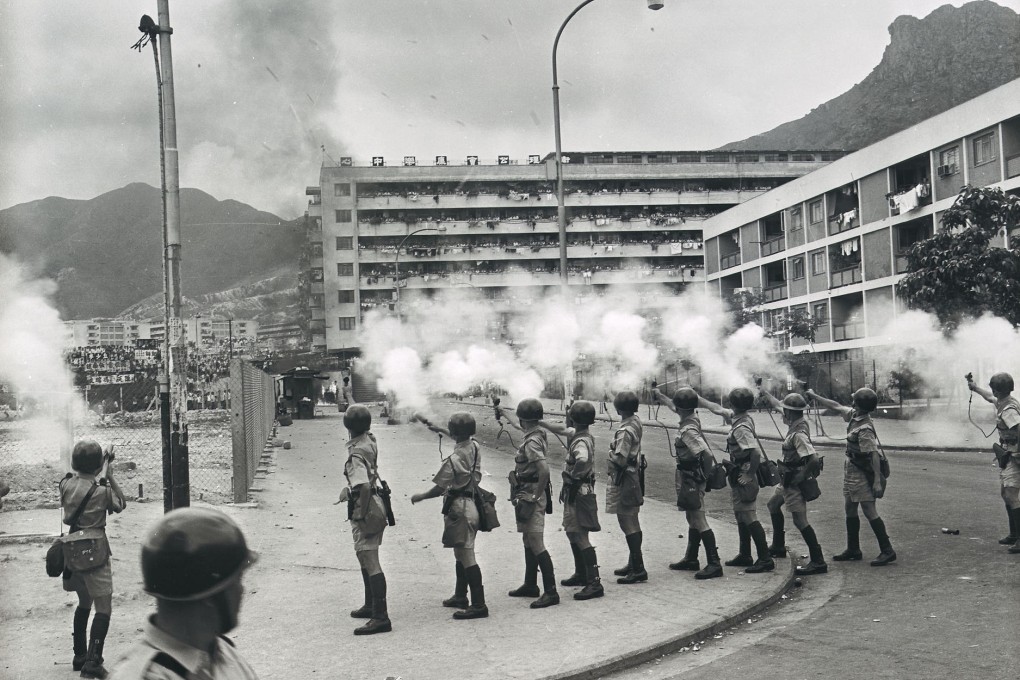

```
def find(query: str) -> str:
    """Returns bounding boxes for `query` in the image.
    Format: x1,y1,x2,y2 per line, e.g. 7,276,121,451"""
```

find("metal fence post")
230,358,248,503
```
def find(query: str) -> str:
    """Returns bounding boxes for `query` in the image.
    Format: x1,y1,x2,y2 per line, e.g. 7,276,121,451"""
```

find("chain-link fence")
229,359,276,503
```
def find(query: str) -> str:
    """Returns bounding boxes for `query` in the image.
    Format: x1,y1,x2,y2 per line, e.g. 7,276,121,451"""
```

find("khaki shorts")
730,483,759,513
779,484,807,515
1001,459,1020,489
604,481,640,517
443,497,479,550
516,493,548,534
843,459,876,502
352,519,385,552
63,561,113,598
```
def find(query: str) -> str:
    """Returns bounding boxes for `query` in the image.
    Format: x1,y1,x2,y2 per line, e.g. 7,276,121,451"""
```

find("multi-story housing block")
307,150,842,352
701,78,1020,358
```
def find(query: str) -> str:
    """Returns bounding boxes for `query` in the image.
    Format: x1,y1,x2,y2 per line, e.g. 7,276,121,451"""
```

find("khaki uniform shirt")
434,439,482,492
344,433,379,489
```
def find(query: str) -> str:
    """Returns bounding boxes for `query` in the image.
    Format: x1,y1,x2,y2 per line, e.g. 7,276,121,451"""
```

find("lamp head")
647,0,664,9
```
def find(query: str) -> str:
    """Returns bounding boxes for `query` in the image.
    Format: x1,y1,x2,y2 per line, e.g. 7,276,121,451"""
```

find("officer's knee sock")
770,512,785,548
1007,503,1018,538
524,547,538,587
1012,507,1020,537
799,525,824,564
453,561,467,598
535,550,557,594
685,527,702,560
360,569,372,608
868,517,892,552
626,531,645,571
700,529,720,565
369,573,389,620
73,606,90,658
87,612,110,663
845,516,861,552
465,565,485,606
736,522,752,557
569,540,584,578
582,547,600,583
749,521,770,561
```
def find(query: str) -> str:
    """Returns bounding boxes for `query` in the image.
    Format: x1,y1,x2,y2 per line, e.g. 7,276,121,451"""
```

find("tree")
897,185,1020,329
777,307,821,345
729,288,769,327
887,353,925,408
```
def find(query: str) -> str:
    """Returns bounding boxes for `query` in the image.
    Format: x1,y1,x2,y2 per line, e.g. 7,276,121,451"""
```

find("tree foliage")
897,185,1020,329
778,307,821,344
730,289,769,328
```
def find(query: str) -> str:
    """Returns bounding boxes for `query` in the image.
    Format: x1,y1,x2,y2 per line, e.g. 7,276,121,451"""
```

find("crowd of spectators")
355,178,780,200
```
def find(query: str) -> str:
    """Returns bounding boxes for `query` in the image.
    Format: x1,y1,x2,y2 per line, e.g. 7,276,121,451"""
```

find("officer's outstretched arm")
651,388,678,414
501,410,523,431
757,387,784,411
967,381,996,404
697,396,732,421
538,420,574,438
411,485,444,504
805,389,851,415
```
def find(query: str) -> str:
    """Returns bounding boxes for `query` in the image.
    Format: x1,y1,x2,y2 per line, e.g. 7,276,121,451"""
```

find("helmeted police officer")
411,412,489,619
107,507,258,679
605,390,648,585
808,387,896,566
967,372,1020,553
757,389,828,576
652,386,724,580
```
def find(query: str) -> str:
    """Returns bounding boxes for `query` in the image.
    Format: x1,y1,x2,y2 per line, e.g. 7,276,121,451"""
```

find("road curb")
537,558,797,680
0,532,56,545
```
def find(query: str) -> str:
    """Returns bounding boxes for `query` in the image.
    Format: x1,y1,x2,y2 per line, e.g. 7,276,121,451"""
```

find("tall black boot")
530,551,560,608
769,512,787,557
670,528,701,570
508,547,540,597
561,541,585,586
443,561,469,608
453,565,489,619
725,523,754,566
351,569,373,618
72,606,90,671
869,517,897,565
354,573,392,635
834,516,863,561
795,525,828,575
79,612,110,679
575,547,605,600
618,531,648,583
695,529,724,579
1009,509,1020,554
745,521,775,573
1000,503,1018,544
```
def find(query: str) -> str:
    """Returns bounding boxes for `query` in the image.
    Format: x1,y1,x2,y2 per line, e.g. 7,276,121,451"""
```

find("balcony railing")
762,284,787,302
829,265,862,288
760,236,785,256
720,252,741,270
356,241,703,263
832,322,864,341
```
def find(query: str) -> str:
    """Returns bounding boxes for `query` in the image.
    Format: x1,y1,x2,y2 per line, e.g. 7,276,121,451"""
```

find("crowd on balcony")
358,205,724,229
355,179,781,200
358,233,704,258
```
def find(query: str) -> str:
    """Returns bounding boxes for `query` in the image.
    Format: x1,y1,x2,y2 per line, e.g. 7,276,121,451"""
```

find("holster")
993,443,1012,470
346,489,357,521
441,493,455,515
380,481,396,526
507,470,519,501
545,481,553,514
638,456,647,495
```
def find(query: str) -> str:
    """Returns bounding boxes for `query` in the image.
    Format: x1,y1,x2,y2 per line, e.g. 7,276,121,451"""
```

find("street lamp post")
394,226,446,314
552,0,663,295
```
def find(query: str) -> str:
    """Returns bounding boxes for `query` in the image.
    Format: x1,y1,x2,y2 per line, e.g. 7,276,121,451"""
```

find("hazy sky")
2,0,1018,218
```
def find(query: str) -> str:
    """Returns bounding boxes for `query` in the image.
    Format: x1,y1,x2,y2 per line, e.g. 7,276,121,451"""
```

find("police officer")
60,440,126,678
502,398,559,608
698,388,775,573
410,412,489,619
337,404,392,634
605,390,648,585
967,372,1020,553
108,507,258,679
757,389,828,576
538,401,604,600
807,388,896,566
651,386,724,580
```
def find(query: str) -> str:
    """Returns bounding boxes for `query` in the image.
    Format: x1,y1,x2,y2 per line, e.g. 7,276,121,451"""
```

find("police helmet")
71,440,104,474
781,393,808,411
989,372,1015,394
728,387,755,412
568,400,596,426
447,412,476,438
852,387,878,413
343,404,372,435
672,387,699,411
516,398,544,421
142,507,256,601
613,390,639,414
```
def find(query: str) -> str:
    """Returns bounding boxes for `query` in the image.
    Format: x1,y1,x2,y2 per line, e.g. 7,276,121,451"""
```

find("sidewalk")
1,407,794,680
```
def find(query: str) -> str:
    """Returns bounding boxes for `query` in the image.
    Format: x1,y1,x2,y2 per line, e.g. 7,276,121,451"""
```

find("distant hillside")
720,1,1020,151
0,183,303,320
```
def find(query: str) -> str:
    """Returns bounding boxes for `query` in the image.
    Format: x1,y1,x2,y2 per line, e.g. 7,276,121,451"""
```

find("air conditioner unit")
936,165,950,177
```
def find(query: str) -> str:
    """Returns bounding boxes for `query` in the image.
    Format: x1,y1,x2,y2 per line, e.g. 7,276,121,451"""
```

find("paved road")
465,407,1019,680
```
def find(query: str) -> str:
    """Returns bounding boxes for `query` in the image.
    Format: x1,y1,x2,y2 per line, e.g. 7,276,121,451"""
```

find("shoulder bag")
47,481,99,577
471,444,500,532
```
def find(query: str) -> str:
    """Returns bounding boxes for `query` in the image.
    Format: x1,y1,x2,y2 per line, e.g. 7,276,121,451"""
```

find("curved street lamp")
553,0,663,294
394,226,446,313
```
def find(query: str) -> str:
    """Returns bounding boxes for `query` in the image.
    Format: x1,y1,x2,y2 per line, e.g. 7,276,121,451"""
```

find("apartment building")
148,317,257,347
305,150,842,352
701,78,1020,358
64,318,151,348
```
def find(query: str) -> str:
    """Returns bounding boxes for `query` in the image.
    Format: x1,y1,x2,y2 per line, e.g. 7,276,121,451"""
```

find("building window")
790,206,803,230
972,133,995,166
310,294,324,309
337,263,354,276
938,147,959,175
311,268,324,282
336,237,353,250
734,153,759,162
338,317,356,331
334,183,351,197
704,153,729,163
812,302,828,322
820,152,843,161
675,153,701,163
616,154,642,164
791,256,805,280
338,290,355,304
309,243,323,257
763,153,787,162
791,153,816,162
585,154,613,164
811,251,826,275
809,200,823,224
335,209,352,223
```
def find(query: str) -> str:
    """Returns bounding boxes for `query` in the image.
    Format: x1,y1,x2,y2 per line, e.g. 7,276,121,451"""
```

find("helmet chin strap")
212,591,237,635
